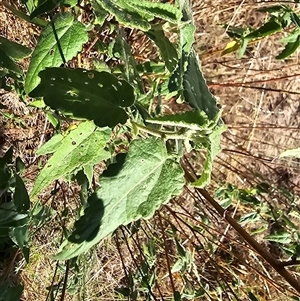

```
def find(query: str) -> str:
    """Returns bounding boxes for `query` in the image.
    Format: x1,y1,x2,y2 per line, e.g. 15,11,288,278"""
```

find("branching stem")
131,120,186,140
181,159,300,296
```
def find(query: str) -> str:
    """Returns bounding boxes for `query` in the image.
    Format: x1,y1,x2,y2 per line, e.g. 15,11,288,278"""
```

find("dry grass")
191,0,300,299
1,0,300,300
192,0,300,188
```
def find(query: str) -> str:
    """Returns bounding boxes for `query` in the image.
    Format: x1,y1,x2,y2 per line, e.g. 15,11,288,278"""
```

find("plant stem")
130,120,186,140
59,260,69,301
181,158,300,296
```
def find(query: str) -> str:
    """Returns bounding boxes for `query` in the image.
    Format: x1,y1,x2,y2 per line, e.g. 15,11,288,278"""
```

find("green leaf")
0,36,32,60
96,0,150,31
3,3,48,27
91,0,109,25
0,284,24,301
31,202,52,228
112,29,144,92
29,99,46,108
95,0,181,31
172,258,184,273
291,12,300,28
218,198,231,209
36,134,64,156
65,193,105,244
223,24,249,39
239,212,260,225
280,29,300,43
25,12,88,94
164,1,195,98
248,292,259,301
177,0,192,22
193,125,226,188
125,0,182,24
238,38,250,58
13,175,30,212
0,147,13,191
221,40,240,56
282,214,297,230
0,35,30,74
62,0,77,7
31,121,111,198
245,19,282,39
279,147,300,158
180,23,195,54
0,48,22,74
276,36,300,59
174,291,181,301
264,232,291,244
251,225,268,235
83,164,93,188
30,0,64,19
239,193,260,206
29,68,135,127
9,224,30,250
183,50,218,120
22,0,37,14
46,111,59,128
55,137,184,260
135,61,165,75
0,203,28,228
146,30,178,72
16,157,26,173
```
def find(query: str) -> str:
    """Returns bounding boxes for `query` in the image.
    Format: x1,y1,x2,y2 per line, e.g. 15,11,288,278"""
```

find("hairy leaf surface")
55,138,185,260
36,134,64,156
29,68,135,127
96,0,150,30
92,0,109,25
193,125,226,188
167,1,218,121
146,110,210,131
112,30,144,92
94,0,181,31
25,12,88,93
31,122,111,197
146,30,178,72
125,0,181,24
183,50,218,120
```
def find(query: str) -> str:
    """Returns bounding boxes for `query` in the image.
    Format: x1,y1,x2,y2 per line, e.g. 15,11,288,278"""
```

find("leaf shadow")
68,193,105,243
102,152,127,177
66,153,128,244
